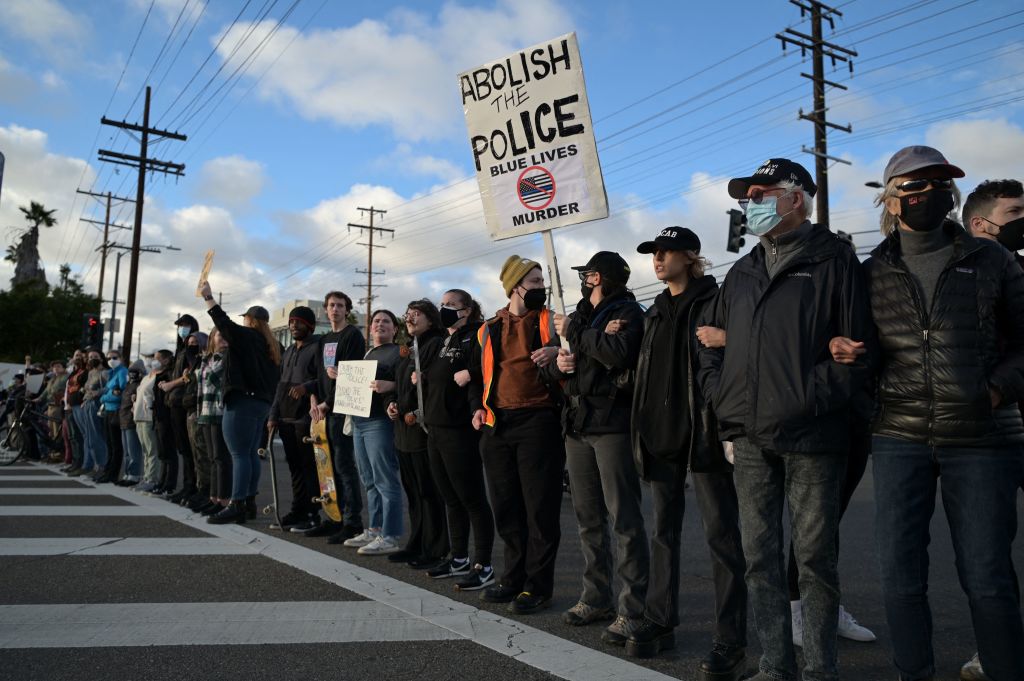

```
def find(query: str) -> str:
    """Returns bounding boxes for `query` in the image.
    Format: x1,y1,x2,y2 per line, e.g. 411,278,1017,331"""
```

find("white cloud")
376,143,466,183
0,0,89,60
193,155,267,210
214,0,575,141
925,118,1024,184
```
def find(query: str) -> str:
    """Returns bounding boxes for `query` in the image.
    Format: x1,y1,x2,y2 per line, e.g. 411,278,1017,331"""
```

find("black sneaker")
625,618,676,658
276,511,307,530
698,642,745,680
454,564,495,592
289,515,322,534
480,583,520,603
326,524,363,544
427,557,471,579
408,555,444,570
508,591,551,614
304,520,341,538
387,549,417,563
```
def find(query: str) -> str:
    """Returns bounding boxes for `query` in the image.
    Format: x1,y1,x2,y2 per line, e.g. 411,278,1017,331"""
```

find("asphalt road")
0,450,1020,681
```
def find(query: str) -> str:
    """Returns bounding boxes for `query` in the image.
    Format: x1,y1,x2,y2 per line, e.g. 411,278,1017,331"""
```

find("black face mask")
580,281,595,299
186,346,199,357
520,287,547,311
899,189,954,232
996,216,1024,252
439,306,463,329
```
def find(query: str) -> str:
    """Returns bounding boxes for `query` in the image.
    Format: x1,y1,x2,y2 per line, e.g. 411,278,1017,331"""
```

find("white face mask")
149,360,163,371
107,358,121,368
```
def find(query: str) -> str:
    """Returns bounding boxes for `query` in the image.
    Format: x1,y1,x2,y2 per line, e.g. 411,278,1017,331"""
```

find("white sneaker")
357,535,401,555
791,600,804,647
837,604,876,642
960,653,991,681
342,529,379,548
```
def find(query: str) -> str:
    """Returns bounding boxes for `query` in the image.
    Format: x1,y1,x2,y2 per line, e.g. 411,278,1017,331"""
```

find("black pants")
103,411,124,478
154,415,178,490
645,453,748,646
397,446,449,560
170,405,195,490
279,420,319,516
202,421,232,499
479,408,565,597
786,425,871,600
326,412,364,528
428,425,495,565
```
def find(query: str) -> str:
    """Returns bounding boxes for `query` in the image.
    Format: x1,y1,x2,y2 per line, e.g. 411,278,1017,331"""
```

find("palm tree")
5,201,56,288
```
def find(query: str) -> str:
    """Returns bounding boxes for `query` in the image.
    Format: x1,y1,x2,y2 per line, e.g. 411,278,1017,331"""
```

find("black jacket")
865,222,1024,446
697,223,874,454
393,345,428,452
270,335,321,424
550,290,643,435
207,305,280,404
632,276,728,478
420,324,478,428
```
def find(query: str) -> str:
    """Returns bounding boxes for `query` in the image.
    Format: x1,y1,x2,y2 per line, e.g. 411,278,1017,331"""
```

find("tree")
5,201,56,288
0,265,99,362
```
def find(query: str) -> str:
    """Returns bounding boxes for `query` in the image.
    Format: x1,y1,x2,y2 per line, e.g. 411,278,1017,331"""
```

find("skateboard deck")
307,419,342,522
259,427,283,529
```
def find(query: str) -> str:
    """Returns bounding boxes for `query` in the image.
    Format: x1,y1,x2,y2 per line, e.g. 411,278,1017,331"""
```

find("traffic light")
82,313,103,350
726,209,747,253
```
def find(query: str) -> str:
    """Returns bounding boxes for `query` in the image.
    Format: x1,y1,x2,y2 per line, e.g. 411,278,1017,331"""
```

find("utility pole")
777,0,857,227
76,190,134,315
347,206,391,346
98,86,186,361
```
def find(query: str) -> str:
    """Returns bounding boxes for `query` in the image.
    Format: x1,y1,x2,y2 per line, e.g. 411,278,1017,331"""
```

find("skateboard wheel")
302,437,313,444
262,505,274,515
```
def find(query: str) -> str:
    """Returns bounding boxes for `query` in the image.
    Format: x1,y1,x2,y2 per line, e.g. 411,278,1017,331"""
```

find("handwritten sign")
458,32,607,240
332,360,378,417
195,249,215,297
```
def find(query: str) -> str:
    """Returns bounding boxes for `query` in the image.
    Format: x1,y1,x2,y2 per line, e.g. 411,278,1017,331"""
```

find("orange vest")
477,308,555,428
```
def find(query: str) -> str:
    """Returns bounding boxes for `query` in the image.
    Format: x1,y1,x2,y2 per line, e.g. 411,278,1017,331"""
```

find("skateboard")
304,418,343,522
259,427,283,529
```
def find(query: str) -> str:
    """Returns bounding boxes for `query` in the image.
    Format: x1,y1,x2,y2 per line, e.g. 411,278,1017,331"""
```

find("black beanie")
288,306,317,329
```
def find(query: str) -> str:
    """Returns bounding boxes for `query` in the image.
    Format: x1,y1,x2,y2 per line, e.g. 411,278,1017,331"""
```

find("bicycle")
0,402,62,466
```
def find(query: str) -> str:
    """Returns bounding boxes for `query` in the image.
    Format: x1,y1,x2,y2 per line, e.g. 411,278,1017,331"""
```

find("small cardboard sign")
195,250,215,297
331,360,378,417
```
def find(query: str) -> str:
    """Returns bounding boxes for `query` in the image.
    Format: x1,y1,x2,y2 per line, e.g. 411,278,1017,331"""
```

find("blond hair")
875,177,962,236
683,250,709,279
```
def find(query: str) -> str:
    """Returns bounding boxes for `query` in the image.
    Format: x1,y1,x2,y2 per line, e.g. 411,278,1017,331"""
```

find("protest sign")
459,32,608,240
195,250,214,297
332,360,378,417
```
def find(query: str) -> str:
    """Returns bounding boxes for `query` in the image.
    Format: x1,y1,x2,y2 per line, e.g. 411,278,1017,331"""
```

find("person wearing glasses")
696,158,874,681
845,147,1024,681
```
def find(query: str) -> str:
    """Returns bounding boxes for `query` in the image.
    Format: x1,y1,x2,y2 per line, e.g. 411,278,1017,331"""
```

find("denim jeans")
732,437,845,681
121,429,142,479
565,432,649,618
70,406,90,470
83,403,108,470
873,435,1024,681
351,416,403,537
222,395,270,500
326,412,363,528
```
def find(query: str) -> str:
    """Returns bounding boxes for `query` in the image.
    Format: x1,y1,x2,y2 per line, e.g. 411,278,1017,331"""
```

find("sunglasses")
738,188,792,208
895,178,953,192
576,270,596,282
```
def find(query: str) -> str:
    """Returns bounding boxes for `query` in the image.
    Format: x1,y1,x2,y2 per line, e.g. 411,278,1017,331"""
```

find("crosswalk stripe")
0,602,460,648
0,476,83,481
0,488,105,495
0,506,158,516
0,538,253,555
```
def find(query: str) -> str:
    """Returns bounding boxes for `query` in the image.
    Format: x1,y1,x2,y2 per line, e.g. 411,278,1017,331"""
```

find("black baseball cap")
728,158,817,199
637,226,701,254
571,251,631,284
240,305,270,322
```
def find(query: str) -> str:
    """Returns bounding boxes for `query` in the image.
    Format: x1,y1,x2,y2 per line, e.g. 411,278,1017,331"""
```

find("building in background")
268,299,365,346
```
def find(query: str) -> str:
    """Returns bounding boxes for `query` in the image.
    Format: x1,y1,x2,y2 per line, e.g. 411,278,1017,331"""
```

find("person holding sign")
414,292,496,591
469,255,564,614
343,310,404,556
199,280,281,525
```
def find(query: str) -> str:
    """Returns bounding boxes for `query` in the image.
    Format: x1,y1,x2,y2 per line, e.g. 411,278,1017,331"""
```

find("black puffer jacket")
632,275,729,478
697,223,874,454
865,223,1024,446
552,290,643,436
207,305,281,404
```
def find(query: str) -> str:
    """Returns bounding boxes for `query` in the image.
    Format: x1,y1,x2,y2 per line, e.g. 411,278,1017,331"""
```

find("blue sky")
1,0,1022,352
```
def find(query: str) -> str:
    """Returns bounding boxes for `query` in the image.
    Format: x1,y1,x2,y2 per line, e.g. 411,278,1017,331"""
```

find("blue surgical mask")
177,327,190,339
744,194,793,236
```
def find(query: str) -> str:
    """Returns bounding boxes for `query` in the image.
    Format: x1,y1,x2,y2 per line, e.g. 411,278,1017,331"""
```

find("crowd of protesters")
3,146,1023,681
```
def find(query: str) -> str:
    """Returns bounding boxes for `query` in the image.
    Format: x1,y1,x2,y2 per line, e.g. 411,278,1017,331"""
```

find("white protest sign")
25,373,44,395
332,360,378,417
459,32,608,240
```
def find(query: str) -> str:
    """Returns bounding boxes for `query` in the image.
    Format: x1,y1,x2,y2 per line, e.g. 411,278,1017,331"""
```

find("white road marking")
0,476,81,481
0,488,105,495
0,506,158,516
0,538,252,555
0,601,459,648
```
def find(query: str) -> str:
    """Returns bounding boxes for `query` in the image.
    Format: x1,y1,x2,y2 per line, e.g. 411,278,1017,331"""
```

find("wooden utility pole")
97,86,186,360
347,206,391,346
777,0,857,226
76,190,134,314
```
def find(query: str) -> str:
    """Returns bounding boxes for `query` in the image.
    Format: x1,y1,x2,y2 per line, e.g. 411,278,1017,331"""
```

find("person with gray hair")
697,158,874,681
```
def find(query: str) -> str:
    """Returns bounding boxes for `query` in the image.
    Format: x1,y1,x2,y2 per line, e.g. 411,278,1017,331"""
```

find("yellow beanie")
500,255,541,298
